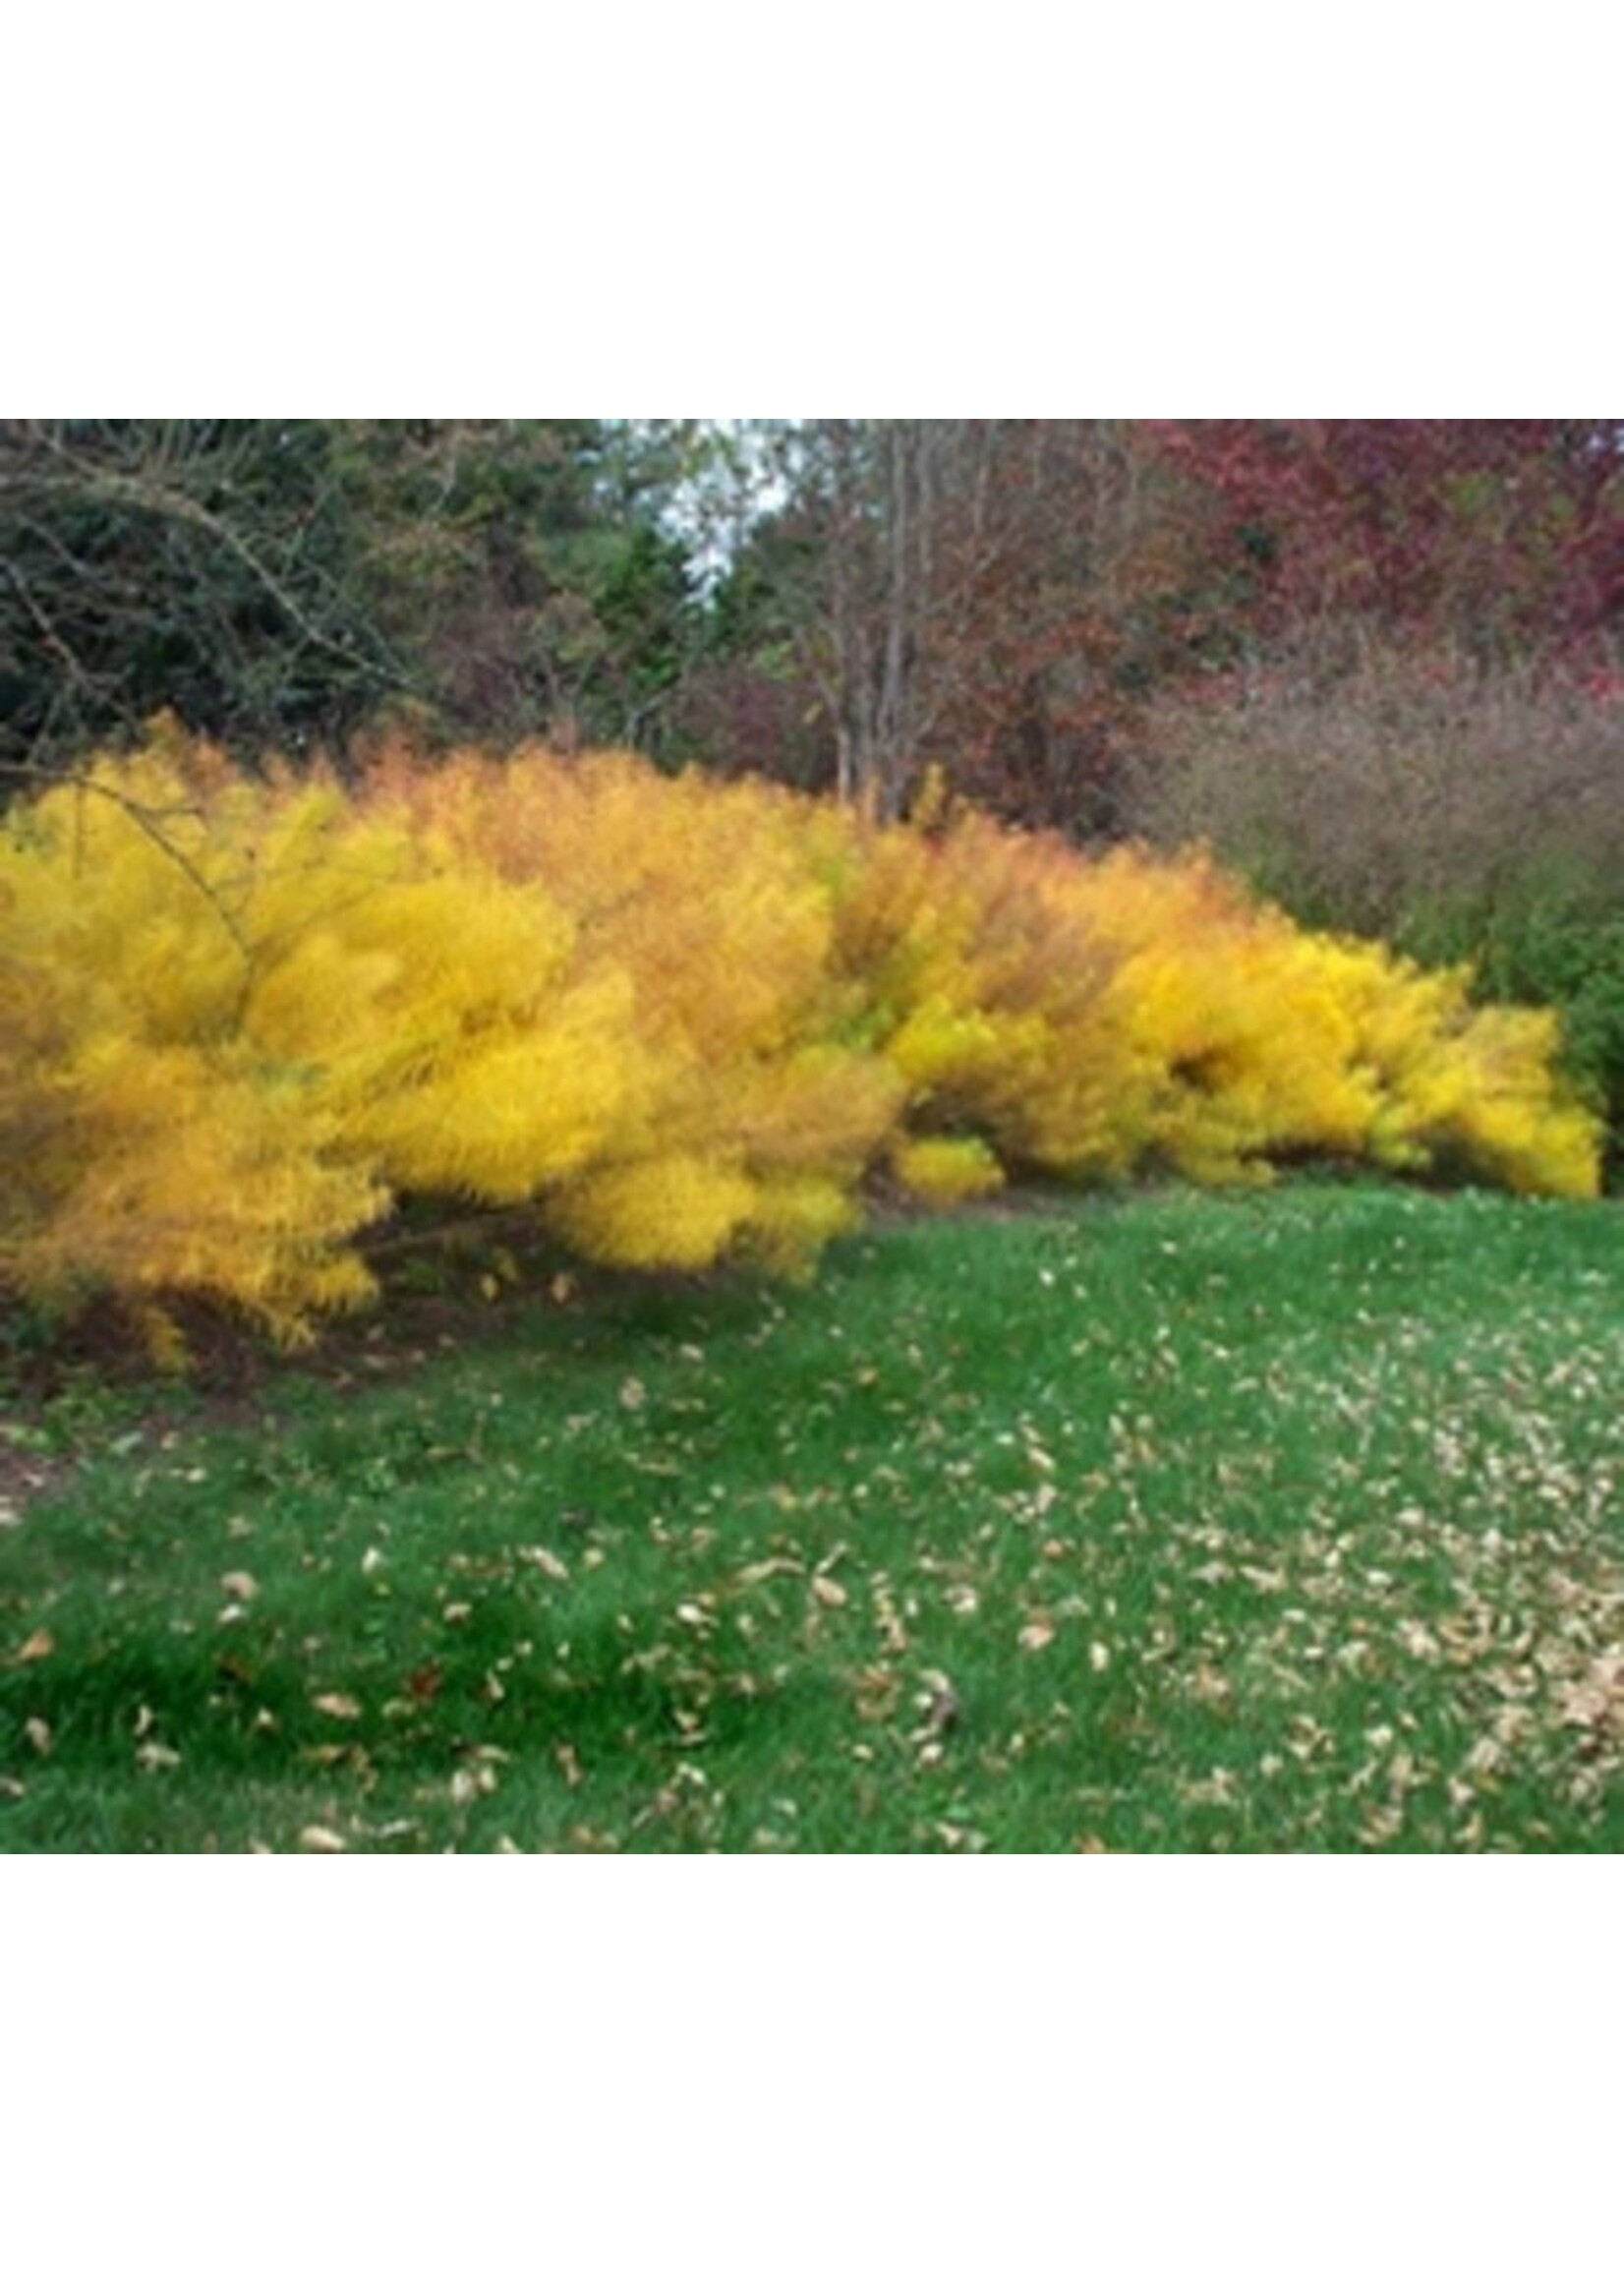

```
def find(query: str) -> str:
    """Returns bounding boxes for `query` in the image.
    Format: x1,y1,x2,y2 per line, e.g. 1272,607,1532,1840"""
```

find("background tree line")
8,418,1619,808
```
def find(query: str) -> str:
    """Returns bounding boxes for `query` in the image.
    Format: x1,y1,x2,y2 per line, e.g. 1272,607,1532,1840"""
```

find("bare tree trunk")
816,418,936,818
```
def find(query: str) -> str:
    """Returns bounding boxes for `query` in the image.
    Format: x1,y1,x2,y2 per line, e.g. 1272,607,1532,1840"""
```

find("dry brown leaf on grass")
853,1665,899,1721
911,1671,961,1742
735,1557,804,1587
519,1545,570,1582
16,1628,54,1663
313,1692,364,1720
219,1571,259,1602
1559,1650,1624,1741
299,1826,347,1852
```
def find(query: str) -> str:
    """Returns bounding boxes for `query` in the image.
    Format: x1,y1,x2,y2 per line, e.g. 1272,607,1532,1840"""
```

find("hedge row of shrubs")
0,726,1600,1351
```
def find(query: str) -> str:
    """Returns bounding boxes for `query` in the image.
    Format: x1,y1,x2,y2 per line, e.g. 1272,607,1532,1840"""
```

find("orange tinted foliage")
0,731,1599,1344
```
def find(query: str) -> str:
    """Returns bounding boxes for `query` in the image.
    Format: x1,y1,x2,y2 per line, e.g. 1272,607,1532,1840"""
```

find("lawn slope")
3,1183,1621,1851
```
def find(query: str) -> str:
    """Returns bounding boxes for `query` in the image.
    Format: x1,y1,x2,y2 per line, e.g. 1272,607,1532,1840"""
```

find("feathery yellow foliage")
0,729,1600,1347
890,1136,1007,1207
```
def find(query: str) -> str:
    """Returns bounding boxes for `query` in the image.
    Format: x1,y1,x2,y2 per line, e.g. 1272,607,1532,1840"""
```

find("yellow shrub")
890,1135,1007,1207
834,817,1600,1200
547,1154,761,1271
354,743,899,1257
0,729,1600,1348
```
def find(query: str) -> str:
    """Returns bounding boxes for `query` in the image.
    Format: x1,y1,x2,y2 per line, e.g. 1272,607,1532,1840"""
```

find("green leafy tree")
1,419,707,786
0,419,404,781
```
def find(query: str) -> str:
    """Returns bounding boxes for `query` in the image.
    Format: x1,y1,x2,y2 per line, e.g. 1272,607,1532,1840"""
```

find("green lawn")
3,1181,1621,1851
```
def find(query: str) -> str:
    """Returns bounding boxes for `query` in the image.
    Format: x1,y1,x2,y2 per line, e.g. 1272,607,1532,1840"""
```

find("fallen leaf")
554,1742,583,1787
811,1574,848,1609
874,1603,910,1654
737,1557,804,1586
298,1826,347,1852
219,1571,259,1602
136,1741,182,1773
618,1376,647,1412
17,1628,54,1664
25,1718,51,1756
853,1665,899,1721
1018,1616,1057,1652
313,1692,364,1720
1559,1649,1624,1737
520,1546,570,1582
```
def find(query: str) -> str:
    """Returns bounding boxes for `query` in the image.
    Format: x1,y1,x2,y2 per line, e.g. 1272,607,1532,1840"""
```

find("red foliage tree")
1147,420,1624,655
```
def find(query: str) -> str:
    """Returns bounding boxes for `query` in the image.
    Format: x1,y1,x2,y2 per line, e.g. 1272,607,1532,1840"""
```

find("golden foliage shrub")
354,745,902,1269
833,814,1599,1198
0,729,1600,1345
0,753,386,1340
